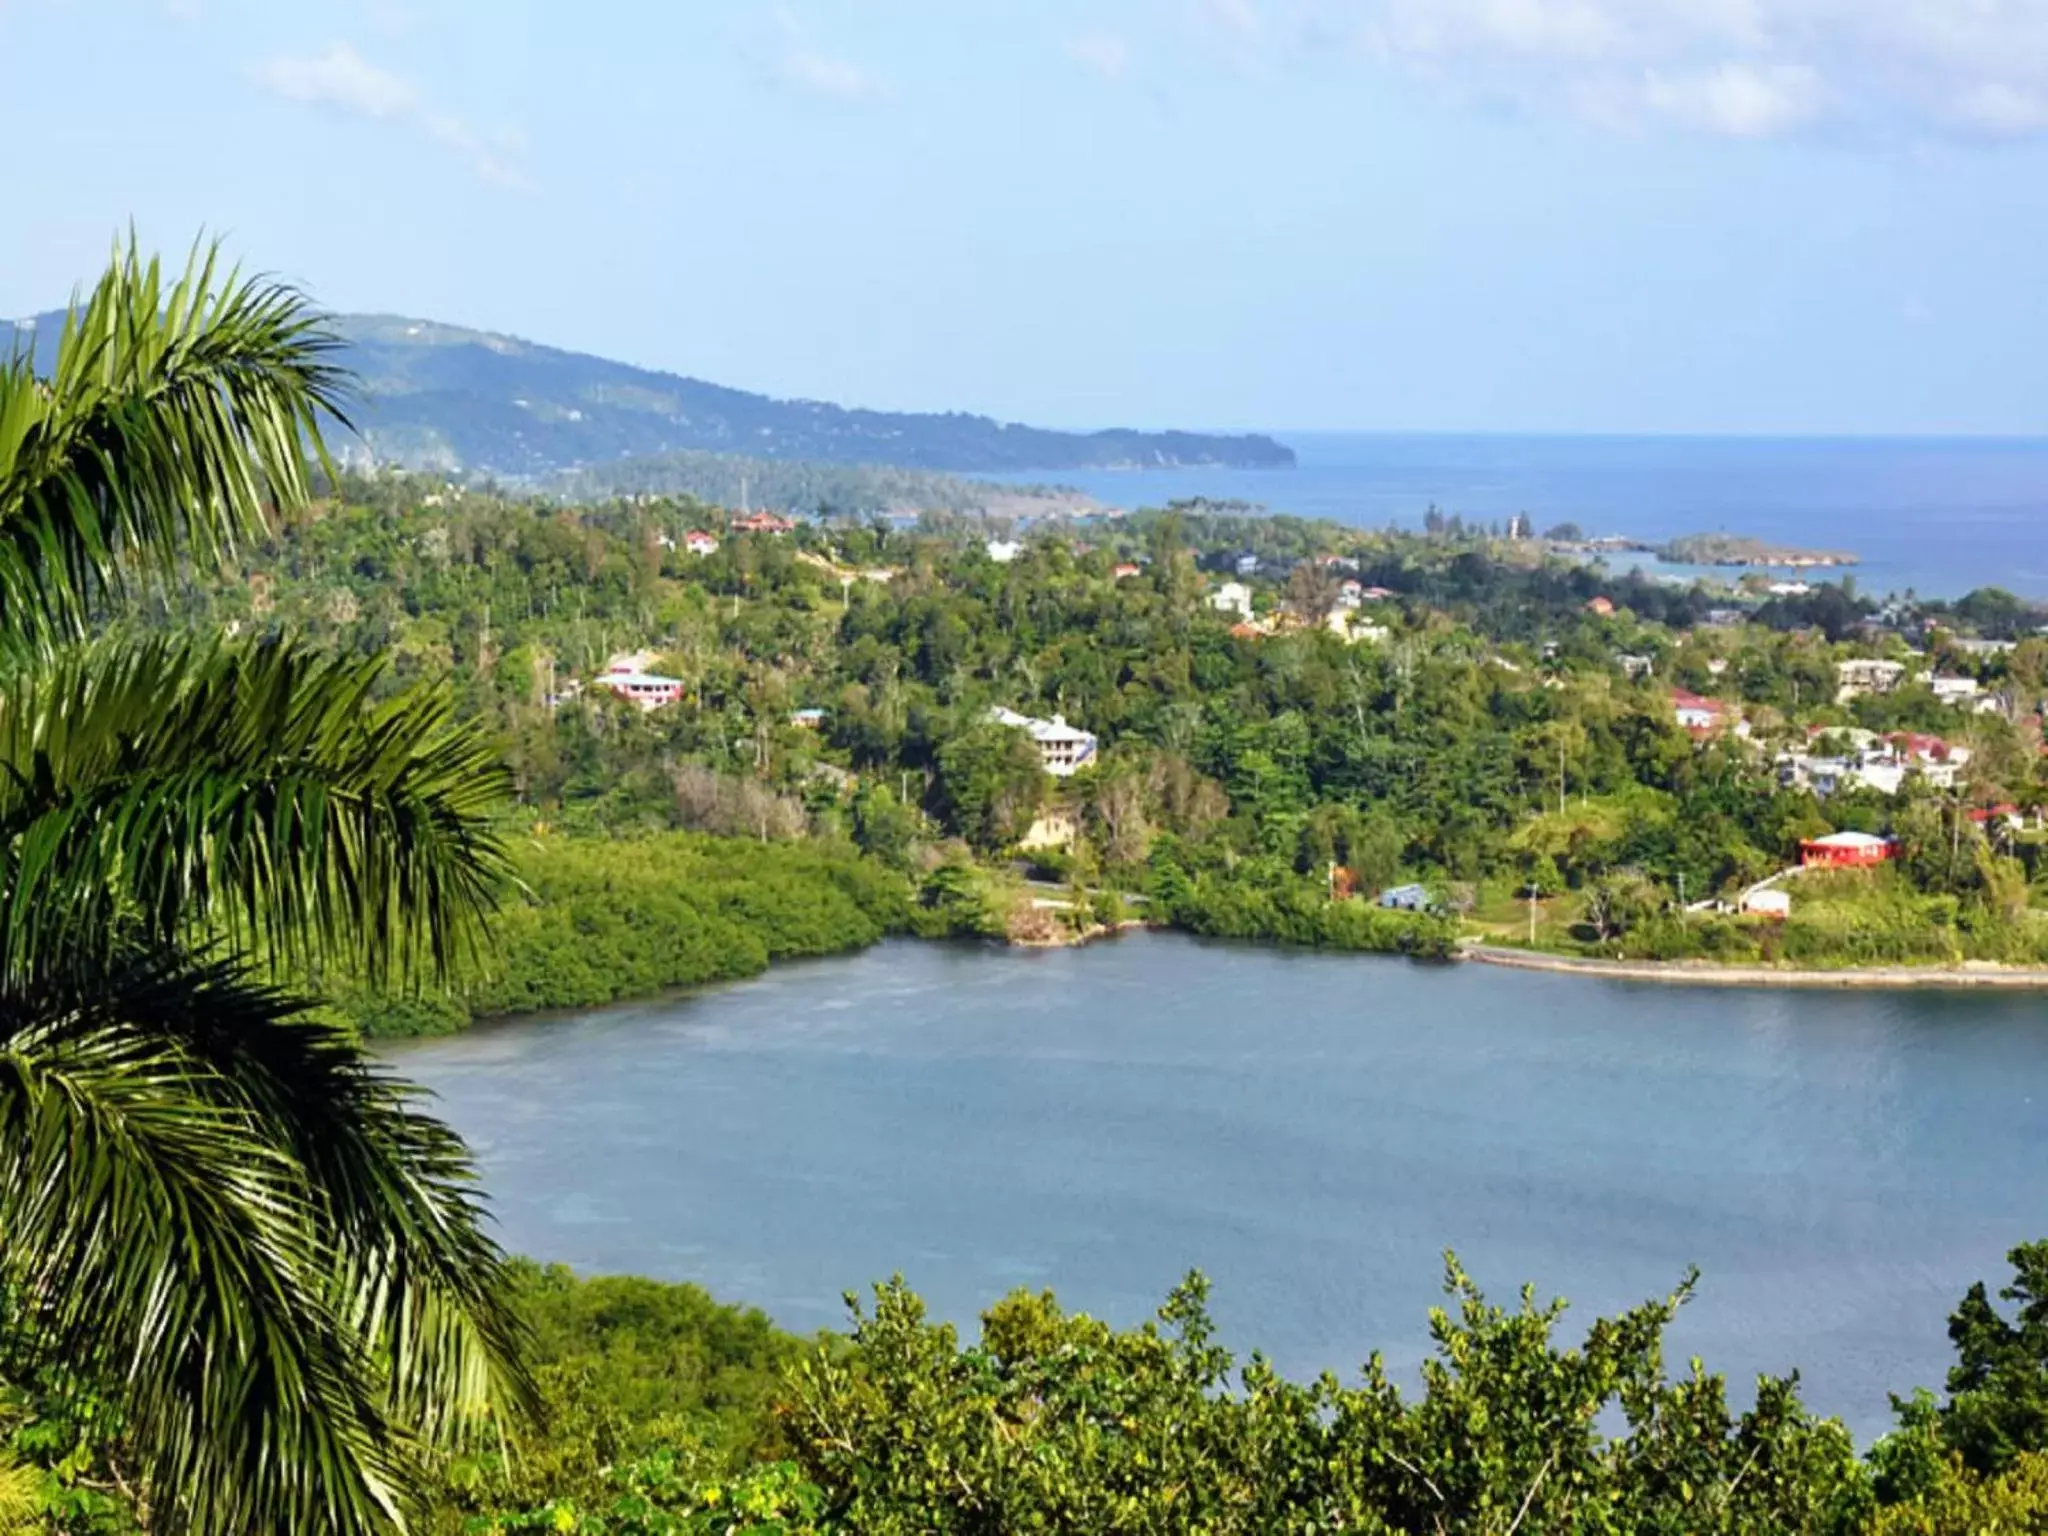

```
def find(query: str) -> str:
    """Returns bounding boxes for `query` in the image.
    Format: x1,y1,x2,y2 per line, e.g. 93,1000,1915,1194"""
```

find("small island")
1656,532,1860,569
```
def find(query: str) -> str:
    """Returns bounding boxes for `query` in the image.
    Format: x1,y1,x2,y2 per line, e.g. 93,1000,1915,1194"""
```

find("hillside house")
1208,581,1254,622
1800,831,1897,869
1586,596,1616,617
989,706,1099,777
731,511,795,535
1617,653,1655,680
1671,689,1749,741
683,530,720,556
1930,675,1982,707
789,707,828,729
1113,562,1143,580
1836,658,1907,702
593,664,683,713
986,539,1022,563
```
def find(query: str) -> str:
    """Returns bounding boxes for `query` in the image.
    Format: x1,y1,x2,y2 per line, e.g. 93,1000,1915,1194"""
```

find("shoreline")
1460,942,2048,990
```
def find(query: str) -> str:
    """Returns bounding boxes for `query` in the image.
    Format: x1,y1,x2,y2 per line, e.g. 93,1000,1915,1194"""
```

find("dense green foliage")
370,1245,2048,1535
336,833,911,1036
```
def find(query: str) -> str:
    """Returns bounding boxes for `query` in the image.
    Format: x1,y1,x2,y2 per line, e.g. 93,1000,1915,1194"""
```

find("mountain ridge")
4,309,1295,482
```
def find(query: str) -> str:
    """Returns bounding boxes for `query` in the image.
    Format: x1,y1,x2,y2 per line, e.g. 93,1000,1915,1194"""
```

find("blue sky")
5,0,2048,435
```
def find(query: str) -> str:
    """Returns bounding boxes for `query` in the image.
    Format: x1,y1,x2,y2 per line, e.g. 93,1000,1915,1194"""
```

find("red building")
730,511,796,535
1799,831,1896,869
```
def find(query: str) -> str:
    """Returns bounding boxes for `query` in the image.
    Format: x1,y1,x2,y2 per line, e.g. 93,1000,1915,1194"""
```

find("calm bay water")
387,934,2048,1440
992,433,2048,600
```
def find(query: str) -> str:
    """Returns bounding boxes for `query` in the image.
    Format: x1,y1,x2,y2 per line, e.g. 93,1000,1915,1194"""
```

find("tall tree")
0,245,531,1532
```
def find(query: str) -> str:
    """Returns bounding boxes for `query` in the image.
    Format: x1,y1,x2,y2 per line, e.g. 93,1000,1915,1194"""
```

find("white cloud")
767,10,886,104
1187,0,2048,141
1640,61,1824,136
251,42,529,186
255,41,415,118
1069,28,1134,82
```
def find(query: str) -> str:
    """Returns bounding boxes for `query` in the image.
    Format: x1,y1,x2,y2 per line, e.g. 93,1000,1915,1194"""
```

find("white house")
1208,581,1254,622
683,530,720,556
1930,675,1982,707
989,706,1099,777
986,539,1022,564
1741,889,1792,920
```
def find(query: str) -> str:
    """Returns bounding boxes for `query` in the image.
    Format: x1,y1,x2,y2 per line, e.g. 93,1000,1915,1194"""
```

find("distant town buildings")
730,511,796,536
988,706,1099,777
1778,729,1970,798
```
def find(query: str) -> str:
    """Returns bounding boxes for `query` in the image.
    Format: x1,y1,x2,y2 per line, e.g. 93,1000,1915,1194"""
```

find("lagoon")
387,933,2048,1439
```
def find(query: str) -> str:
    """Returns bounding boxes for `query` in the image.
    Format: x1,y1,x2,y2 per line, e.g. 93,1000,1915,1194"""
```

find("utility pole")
1527,882,1538,945
1558,738,1567,816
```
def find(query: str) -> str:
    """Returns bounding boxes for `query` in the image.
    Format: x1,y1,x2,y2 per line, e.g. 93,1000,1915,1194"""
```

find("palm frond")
109,958,538,1447
0,237,348,651
0,634,512,985
0,956,407,1534
0,1454,37,1536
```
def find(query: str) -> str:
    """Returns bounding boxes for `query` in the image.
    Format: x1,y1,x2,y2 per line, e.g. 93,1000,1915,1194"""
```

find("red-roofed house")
1800,831,1897,869
683,530,720,555
1586,596,1616,617
731,511,796,535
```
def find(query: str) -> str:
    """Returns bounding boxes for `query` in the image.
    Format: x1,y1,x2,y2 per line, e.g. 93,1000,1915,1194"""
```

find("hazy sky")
6,1,2048,435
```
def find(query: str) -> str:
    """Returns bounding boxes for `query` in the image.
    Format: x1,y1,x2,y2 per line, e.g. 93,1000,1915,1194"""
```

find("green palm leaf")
0,239,348,653
0,634,513,986
0,243,535,1532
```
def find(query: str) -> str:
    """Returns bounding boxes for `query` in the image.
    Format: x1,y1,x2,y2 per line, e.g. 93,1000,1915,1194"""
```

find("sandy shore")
1461,943,2048,991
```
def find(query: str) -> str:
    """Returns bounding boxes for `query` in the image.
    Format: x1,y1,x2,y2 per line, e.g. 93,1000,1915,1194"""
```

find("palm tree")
0,246,532,1531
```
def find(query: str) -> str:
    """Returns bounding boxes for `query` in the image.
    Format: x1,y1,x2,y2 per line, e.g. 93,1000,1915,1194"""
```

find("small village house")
1835,658,1907,703
1799,831,1897,869
683,530,720,556
1208,581,1254,622
1741,888,1793,920
730,511,796,536
1378,883,1435,913
593,663,684,713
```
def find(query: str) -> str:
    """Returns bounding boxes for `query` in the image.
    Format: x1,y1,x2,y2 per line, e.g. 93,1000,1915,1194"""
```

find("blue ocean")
997,433,2048,601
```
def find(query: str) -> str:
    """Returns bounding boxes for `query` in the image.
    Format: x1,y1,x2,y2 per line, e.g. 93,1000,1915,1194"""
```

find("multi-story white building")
989,706,1099,777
